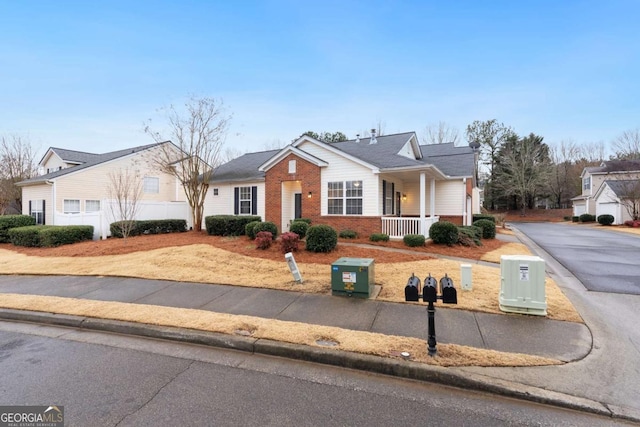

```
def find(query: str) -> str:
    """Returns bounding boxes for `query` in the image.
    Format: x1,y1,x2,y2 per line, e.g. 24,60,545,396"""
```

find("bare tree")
145,96,231,232
578,141,607,163
0,135,38,214
422,121,460,145
107,167,143,240
612,128,640,160
262,138,287,150
548,140,582,208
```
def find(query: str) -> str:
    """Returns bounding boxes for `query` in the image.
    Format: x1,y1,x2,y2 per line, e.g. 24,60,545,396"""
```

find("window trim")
583,176,591,191
30,199,45,225
85,199,101,212
143,176,160,194
327,180,363,215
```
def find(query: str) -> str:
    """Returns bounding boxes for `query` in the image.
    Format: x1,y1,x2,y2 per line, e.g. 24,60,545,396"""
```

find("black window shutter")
251,186,257,215
382,180,387,215
234,187,239,215
42,201,46,225
29,200,32,215
391,183,395,214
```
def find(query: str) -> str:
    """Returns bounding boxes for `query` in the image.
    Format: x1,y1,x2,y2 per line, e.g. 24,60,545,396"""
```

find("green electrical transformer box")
331,257,375,298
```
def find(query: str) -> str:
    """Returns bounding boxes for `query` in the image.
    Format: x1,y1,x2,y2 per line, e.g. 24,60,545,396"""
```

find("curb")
2,308,638,423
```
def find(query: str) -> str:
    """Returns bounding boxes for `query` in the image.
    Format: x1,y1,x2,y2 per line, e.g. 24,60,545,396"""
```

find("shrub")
597,214,615,226
9,225,93,247
403,234,425,247
579,213,596,223
339,229,358,239
306,224,338,253
473,219,496,239
563,216,572,221
280,231,300,253
205,215,261,236
572,216,579,223
296,218,312,224
255,231,273,249
289,220,309,239
38,225,94,247
245,221,261,239
8,225,41,247
429,221,459,246
624,220,640,228
369,233,389,242
253,221,278,240
457,226,482,246
110,219,187,238
472,214,496,223
0,215,36,243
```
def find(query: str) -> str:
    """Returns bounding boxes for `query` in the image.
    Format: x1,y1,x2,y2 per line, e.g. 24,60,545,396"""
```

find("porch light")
402,194,407,201
308,191,312,198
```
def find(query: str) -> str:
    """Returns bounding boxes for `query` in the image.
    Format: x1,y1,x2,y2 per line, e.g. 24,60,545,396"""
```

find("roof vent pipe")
355,134,360,143
370,129,377,144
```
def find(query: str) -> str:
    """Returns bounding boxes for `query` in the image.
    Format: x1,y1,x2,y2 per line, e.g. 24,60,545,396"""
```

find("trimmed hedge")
0,215,36,243
429,221,459,245
572,216,579,223
579,213,596,223
205,215,261,236
472,214,496,223
253,221,278,240
369,233,389,242
306,224,338,253
597,214,615,226
289,220,309,239
403,234,425,247
110,219,187,238
339,229,358,239
472,219,496,239
9,225,93,247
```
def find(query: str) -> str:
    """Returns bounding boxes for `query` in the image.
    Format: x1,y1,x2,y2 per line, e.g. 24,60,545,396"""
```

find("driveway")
512,222,640,295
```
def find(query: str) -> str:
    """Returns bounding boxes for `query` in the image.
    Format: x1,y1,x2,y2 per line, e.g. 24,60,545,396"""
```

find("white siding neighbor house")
206,131,479,238
18,142,191,239
572,160,640,221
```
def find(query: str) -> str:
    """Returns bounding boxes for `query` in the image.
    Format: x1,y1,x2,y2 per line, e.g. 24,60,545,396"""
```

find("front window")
85,200,101,212
30,200,44,225
583,176,591,191
143,177,159,194
327,181,362,215
63,199,80,214
239,186,252,214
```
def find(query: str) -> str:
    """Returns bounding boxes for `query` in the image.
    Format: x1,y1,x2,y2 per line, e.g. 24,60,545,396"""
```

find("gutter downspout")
462,178,467,226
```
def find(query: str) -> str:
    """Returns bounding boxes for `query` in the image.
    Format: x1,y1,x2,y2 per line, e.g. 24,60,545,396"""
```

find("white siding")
297,141,379,215
22,184,54,225
203,182,265,221
398,141,415,160
401,179,465,216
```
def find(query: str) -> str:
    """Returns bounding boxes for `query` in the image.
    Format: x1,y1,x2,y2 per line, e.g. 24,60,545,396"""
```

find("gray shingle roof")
604,179,640,198
329,132,425,169
421,143,475,177
210,149,281,183
18,142,164,186
43,147,101,165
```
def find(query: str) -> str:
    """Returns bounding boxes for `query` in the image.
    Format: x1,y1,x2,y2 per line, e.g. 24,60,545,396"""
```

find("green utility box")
331,257,375,298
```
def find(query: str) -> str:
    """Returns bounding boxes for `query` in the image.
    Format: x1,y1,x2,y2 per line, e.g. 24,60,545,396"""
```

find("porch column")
420,172,426,235
430,178,435,218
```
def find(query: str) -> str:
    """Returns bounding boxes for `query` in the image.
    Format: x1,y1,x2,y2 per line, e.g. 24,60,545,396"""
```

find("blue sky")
1,0,639,158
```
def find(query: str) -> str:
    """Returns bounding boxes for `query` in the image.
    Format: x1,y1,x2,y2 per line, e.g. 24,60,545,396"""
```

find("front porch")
381,216,440,239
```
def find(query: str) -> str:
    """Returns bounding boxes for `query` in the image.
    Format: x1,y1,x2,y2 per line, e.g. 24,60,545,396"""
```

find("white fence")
381,216,440,239
55,200,191,240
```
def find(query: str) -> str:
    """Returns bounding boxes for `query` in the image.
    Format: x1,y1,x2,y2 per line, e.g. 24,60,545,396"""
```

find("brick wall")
439,215,463,225
312,216,381,236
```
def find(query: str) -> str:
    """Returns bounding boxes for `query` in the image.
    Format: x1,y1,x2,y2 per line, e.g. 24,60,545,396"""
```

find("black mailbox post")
404,273,458,357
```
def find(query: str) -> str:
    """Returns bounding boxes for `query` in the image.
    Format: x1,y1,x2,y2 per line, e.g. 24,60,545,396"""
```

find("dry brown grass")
0,293,561,367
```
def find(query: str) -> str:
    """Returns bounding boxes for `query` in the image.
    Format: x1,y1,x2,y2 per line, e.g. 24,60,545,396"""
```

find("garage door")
596,202,619,223
573,204,586,216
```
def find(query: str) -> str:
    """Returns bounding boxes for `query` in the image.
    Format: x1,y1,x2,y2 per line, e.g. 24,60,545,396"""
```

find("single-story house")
594,179,640,225
17,142,191,239
204,131,480,238
572,159,640,218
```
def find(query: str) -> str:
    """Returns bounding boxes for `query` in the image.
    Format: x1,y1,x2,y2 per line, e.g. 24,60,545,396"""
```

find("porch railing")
381,216,440,239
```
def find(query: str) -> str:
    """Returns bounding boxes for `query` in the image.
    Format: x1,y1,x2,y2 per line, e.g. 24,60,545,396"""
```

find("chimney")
370,128,377,144
355,134,360,143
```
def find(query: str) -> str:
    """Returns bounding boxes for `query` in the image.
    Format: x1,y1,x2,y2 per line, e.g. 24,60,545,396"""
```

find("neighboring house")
17,142,191,239
572,160,640,220
205,131,479,238
594,180,640,225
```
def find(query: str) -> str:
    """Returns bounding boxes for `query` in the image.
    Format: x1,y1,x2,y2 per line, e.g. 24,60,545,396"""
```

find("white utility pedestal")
499,255,547,316
460,264,472,291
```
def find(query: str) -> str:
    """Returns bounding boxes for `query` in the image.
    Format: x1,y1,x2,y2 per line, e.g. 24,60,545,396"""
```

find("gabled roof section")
583,159,640,177
39,147,101,167
18,142,168,186
210,149,281,183
258,144,329,172
327,132,423,169
597,179,640,199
